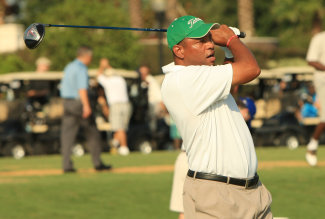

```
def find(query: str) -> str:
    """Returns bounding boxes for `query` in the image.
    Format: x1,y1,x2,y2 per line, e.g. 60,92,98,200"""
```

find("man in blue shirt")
60,46,111,173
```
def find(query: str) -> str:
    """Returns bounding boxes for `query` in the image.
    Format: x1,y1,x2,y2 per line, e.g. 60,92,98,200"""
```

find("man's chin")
208,60,215,66
207,57,216,65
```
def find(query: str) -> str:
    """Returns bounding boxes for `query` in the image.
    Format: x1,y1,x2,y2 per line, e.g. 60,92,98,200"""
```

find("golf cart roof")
0,65,314,84
247,65,315,85
0,68,138,83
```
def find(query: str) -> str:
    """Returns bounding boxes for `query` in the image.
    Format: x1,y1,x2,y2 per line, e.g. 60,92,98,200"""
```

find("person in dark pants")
60,46,111,173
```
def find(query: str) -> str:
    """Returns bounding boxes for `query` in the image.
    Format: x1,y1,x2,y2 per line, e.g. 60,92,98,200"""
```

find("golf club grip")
238,32,246,38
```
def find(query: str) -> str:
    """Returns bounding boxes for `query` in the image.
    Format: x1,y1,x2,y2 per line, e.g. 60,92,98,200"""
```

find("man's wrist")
226,35,239,47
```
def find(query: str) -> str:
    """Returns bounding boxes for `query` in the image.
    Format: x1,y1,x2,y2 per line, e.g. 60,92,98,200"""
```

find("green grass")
0,150,179,171
0,147,325,219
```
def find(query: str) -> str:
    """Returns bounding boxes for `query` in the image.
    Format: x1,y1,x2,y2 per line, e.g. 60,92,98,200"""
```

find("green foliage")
3,0,325,73
21,0,142,71
179,0,238,26
269,0,325,48
0,53,34,74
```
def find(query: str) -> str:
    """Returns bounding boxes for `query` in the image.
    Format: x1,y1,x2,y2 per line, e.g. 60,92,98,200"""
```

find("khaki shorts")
109,102,132,131
169,151,188,213
314,73,325,122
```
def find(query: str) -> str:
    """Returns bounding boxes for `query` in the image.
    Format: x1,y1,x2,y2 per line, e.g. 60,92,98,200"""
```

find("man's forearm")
308,61,325,71
228,38,261,85
79,89,90,108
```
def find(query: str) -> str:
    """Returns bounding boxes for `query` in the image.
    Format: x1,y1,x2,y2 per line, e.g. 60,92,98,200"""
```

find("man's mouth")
207,54,214,58
206,53,215,62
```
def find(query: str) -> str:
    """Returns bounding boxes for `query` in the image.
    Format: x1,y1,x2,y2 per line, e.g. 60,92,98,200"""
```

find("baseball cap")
167,15,219,50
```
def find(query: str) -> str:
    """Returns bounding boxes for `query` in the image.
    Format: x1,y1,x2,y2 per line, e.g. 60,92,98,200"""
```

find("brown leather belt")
187,170,259,188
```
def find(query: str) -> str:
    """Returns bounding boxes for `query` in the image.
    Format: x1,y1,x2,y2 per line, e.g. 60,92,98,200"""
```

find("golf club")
24,23,246,49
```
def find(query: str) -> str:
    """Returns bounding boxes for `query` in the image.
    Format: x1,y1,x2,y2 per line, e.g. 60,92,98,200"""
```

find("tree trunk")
166,0,178,25
238,0,254,37
0,0,7,25
129,0,143,35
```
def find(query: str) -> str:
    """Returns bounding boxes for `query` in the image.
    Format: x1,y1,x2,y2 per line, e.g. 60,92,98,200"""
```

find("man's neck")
77,57,87,66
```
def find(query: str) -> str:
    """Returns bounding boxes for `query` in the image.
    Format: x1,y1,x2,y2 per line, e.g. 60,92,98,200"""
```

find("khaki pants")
183,176,273,219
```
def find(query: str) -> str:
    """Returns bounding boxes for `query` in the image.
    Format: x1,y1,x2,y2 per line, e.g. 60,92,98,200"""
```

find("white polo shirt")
306,31,325,80
98,74,129,105
161,62,257,179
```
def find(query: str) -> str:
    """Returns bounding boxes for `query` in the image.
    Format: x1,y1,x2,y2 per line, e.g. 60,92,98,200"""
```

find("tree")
0,0,7,24
238,0,254,37
21,0,141,71
129,0,143,35
166,0,178,24
270,0,325,48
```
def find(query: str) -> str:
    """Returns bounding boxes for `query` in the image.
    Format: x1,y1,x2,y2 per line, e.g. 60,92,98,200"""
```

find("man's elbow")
248,64,261,79
255,66,261,77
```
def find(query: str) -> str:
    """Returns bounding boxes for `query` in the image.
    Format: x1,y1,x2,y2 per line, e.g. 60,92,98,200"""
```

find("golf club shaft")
45,24,167,32
44,24,246,38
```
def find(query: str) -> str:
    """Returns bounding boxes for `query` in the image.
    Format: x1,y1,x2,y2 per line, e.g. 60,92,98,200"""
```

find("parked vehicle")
252,111,325,149
0,69,172,158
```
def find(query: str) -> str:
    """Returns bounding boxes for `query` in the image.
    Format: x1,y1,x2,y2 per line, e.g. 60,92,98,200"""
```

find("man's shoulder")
312,31,325,41
65,60,87,73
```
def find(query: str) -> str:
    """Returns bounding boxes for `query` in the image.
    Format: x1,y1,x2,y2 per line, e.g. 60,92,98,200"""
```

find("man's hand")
82,104,92,119
79,89,92,118
210,25,237,46
211,24,260,86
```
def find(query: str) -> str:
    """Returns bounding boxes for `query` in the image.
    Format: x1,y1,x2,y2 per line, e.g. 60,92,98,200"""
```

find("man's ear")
172,45,185,59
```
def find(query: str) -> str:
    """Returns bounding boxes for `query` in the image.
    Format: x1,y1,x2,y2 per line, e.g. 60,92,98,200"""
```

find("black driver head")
24,23,45,49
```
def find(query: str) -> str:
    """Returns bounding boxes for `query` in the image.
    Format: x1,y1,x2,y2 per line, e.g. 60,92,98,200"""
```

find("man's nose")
206,40,214,49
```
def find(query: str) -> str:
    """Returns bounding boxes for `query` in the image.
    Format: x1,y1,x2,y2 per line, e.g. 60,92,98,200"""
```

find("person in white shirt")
305,30,325,166
138,65,164,132
97,58,132,156
161,15,272,219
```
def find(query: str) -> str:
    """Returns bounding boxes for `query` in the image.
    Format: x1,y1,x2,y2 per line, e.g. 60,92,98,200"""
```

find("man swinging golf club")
161,15,273,219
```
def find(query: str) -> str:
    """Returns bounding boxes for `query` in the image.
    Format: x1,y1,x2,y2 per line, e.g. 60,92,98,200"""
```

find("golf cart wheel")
11,144,26,159
281,134,299,150
138,140,153,154
72,143,85,157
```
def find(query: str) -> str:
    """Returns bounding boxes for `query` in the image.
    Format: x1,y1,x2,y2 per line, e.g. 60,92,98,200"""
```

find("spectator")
60,46,112,173
27,57,51,108
168,112,186,219
97,58,132,156
169,118,182,150
169,150,187,219
138,65,164,132
305,29,325,166
231,85,257,131
298,83,319,120
279,74,301,113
